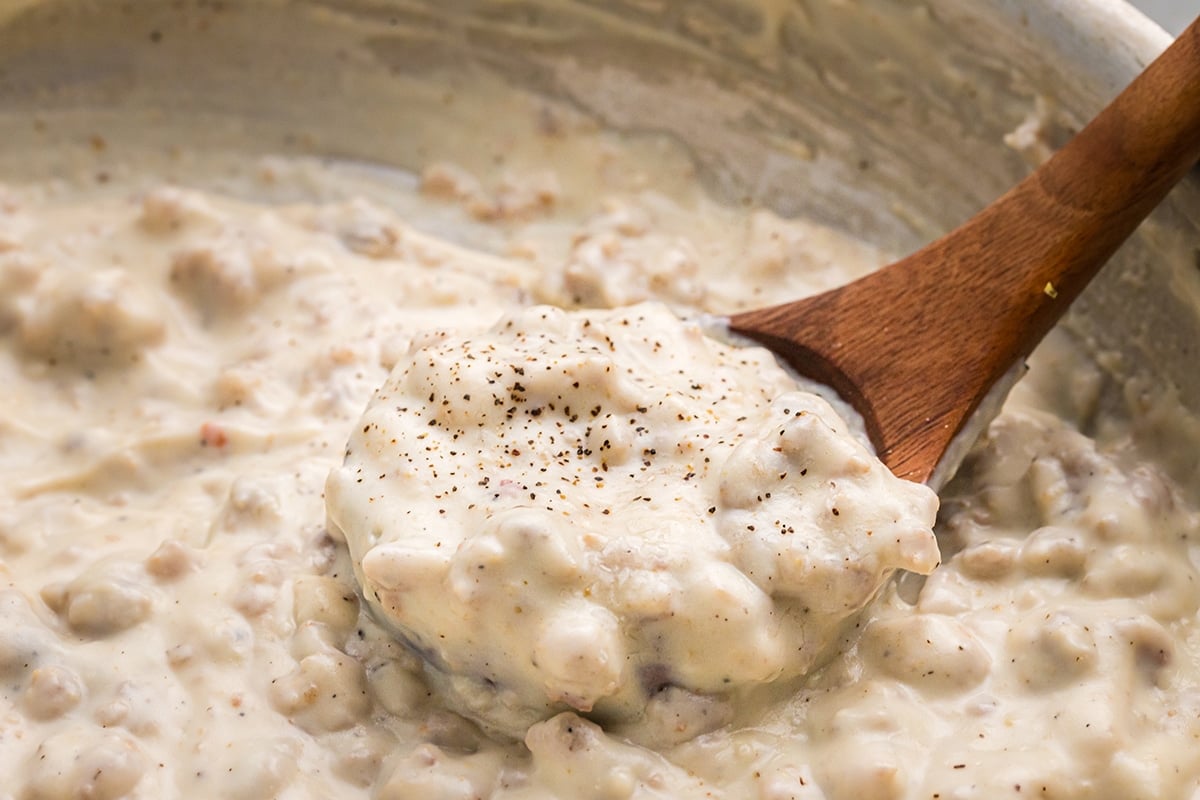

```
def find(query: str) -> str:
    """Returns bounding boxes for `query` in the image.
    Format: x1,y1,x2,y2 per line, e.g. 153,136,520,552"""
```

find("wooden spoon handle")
975,14,1200,331
731,17,1200,483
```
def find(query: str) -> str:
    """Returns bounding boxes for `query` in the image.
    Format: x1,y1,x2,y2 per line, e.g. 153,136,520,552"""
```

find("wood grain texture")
731,17,1200,484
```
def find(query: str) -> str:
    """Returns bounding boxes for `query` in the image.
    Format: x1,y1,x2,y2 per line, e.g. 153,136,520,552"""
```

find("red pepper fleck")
200,422,228,448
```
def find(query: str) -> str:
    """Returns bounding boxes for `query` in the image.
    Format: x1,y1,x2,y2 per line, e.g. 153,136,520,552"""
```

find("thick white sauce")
328,302,938,739
2,96,1200,800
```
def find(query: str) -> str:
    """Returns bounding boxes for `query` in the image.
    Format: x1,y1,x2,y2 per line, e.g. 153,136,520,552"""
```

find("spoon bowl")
731,16,1200,486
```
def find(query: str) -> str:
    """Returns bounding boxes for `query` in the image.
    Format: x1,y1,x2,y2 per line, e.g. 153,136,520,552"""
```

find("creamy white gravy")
2,89,1200,800
328,302,938,740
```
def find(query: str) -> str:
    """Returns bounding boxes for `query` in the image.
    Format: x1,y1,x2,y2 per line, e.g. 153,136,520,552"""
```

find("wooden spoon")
730,16,1200,487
